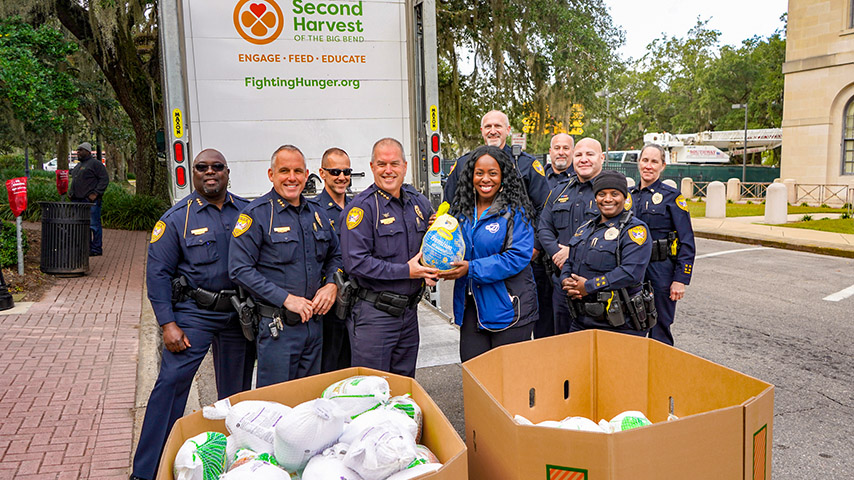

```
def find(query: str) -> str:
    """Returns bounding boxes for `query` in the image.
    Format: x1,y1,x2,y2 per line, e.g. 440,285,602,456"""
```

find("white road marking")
823,284,854,302
695,247,771,260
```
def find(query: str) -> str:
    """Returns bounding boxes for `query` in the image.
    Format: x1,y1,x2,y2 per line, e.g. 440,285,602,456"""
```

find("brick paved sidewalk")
0,228,147,479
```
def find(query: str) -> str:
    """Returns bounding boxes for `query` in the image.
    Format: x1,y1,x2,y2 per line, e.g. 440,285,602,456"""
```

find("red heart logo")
249,3,267,18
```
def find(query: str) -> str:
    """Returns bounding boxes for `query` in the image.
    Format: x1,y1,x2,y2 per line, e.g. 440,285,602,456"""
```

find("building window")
845,98,854,174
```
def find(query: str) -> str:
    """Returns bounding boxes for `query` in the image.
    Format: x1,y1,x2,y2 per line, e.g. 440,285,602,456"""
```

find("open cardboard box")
462,330,773,480
156,367,467,479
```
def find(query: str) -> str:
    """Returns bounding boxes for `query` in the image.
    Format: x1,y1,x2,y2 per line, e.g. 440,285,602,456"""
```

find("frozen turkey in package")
420,202,465,272
203,399,291,459
273,398,345,472
173,431,227,480
321,375,391,419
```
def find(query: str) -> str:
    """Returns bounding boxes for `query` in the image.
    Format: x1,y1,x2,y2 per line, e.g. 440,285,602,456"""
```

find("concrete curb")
693,230,854,259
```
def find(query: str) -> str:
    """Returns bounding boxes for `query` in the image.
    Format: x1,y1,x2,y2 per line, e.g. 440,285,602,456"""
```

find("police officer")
130,149,254,480
539,138,607,334
340,138,437,377
560,170,653,336
310,147,353,372
629,143,695,345
229,145,342,387
531,132,577,338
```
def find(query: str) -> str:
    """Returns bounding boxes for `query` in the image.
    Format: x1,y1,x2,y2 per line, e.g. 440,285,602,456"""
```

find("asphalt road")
161,238,854,478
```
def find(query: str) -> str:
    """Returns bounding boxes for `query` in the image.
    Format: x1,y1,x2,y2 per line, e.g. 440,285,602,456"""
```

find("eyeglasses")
194,163,226,172
322,167,352,176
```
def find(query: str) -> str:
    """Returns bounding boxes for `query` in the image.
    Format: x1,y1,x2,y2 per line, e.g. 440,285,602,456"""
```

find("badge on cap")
346,207,364,229
652,192,663,205
232,214,252,237
628,226,647,245
150,221,166,244
604,227,619,241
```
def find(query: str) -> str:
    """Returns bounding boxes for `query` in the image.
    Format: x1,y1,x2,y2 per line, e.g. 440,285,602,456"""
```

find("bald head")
480,110,512,148
572,138,605,182
549,133,575,173
194,148,227,166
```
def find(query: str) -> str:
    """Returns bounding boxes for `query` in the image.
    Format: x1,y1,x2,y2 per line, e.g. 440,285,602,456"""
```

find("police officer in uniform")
531,133,576,338
229,145,341,387
561,170,653,336
340,138,437,377
130,149,254,480
539,138,608,334
310,147,353,372
629,143,695,345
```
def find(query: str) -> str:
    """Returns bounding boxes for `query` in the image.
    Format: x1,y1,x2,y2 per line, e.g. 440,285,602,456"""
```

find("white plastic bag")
302,449,364,480
559,416,606,433
342,423,417,480
321,376,391,419
274,398,346,472
386,395,423,442
341,408,417,446
173,431,227,480
386,463,442,480
599,410,652,433
203,399,291,458
219,459,291,480
229,448,279,471
407,444,440,468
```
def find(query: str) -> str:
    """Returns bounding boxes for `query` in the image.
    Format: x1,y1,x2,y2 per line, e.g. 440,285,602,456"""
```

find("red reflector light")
431,134,440,153
431,156,440,174
173,141,185,163
176,166,186,186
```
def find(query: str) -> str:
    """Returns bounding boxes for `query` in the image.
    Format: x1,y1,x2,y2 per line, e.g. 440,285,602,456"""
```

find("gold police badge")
346,207,364,229
150,221,166,244
628,226,647,245
652,192,663,204
232,213,252,237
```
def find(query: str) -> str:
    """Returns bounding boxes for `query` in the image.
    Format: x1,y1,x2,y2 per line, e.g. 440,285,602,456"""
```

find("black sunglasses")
322,167,352,176
194,163,226,172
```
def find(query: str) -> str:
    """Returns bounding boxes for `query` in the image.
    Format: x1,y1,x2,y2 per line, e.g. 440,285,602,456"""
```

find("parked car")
43,158,58,171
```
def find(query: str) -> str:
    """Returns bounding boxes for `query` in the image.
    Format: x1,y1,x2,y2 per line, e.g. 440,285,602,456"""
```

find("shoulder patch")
628,225,647,245
232,213,252,237
675,194,688,211
624,191,633,210
150,221,166,244
532,160,546,177
346,207,364,229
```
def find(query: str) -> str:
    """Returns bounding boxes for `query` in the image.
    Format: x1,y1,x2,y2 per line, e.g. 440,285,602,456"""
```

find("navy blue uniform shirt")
538,175,603,258
340,184,434,296
228,190,342,307
443,145,549,213
545,163,573,189
629,179,695,284
560,212,652,298
309,188,351,237
147,191,248,326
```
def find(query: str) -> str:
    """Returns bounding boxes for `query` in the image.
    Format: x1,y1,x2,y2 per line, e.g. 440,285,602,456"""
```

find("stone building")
782,0,854,185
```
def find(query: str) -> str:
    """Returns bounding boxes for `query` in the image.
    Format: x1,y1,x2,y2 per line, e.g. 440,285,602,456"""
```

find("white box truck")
158,0,443,205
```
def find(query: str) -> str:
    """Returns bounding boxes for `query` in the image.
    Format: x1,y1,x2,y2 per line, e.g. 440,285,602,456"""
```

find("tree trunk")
56,130,69,170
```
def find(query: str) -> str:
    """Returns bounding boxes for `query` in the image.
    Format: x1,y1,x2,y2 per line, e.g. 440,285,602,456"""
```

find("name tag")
273,226,291,233
380,217,396,225
190,227,208,235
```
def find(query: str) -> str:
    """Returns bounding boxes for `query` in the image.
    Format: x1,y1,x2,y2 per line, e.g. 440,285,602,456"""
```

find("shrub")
820,203,830,208
801,214,813,222
101,184,169,231
842,212,851,220
127,172,136,180
800,202,809,207
0,221,27,268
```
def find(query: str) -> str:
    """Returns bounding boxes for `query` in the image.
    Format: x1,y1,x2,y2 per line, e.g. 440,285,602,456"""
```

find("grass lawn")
686,200,848,218
774,218,854,234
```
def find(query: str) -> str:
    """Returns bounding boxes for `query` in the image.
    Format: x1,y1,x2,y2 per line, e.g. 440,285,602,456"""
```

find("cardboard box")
462,330,773,480
157,367,467,479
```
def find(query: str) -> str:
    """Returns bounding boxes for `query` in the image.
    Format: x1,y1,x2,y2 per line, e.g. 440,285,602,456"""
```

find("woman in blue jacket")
441,145,539,362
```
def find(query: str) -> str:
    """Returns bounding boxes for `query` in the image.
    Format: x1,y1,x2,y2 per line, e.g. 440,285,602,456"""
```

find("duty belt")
255,303,304,327
172,277,236,312
356,286,423,317
650,232,678,262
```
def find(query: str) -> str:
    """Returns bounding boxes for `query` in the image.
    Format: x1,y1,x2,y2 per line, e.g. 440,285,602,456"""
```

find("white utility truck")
158,0,443,205
643,129,782,164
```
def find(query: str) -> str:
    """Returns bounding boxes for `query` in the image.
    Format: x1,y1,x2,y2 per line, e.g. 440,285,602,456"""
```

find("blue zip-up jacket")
452,202,538,330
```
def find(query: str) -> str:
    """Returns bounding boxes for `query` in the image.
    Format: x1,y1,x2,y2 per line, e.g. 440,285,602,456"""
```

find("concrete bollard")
783,179,797,205
764,183,788,224
662,179,677,189
681,177,694,199
626,177,636,189
706,181,726,218
726,178,741,202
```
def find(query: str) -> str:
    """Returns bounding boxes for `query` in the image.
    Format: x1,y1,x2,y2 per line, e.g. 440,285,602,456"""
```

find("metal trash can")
40,201,92,276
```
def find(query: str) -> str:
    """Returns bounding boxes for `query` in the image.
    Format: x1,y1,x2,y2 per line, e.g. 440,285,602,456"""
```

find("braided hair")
449,145,536,226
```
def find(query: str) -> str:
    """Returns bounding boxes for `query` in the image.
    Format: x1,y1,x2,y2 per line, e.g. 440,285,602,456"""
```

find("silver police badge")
652,192,663,205
604,227,619,240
